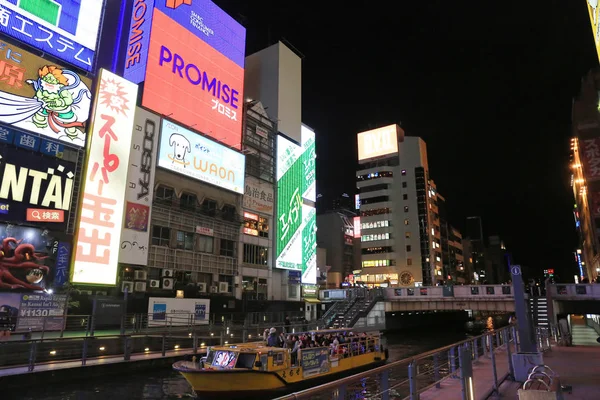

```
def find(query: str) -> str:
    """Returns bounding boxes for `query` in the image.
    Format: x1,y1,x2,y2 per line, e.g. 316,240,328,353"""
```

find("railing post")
490,333,498,395
27,341,37,372
333,384,346,400
450,346,458,376
220,329,225,346
41,317,47,341
120,313,126,336
124,336,131,361
408,360,419,400
433,353,441,388
459,344,474,400
193,333,198,354
380,369,390,400
162,333,166,356
82,337,88,366
482,335,487,358
512,325,519,351
503,328,514,380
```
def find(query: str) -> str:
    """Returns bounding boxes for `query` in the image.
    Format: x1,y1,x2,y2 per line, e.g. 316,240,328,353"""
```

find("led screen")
157,119,245,194
0,0,104,72
276,125,316,284
357,125,400,162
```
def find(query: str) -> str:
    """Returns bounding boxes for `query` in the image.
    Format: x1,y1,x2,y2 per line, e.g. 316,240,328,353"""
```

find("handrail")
523,379,551,391
274,325,514,399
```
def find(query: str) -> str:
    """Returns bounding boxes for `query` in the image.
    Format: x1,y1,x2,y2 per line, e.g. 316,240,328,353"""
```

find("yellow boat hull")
178,369,287,396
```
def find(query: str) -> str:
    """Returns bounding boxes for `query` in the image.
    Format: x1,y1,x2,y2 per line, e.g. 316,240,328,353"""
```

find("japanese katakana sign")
71,69,139,286
0,0,105,72
0,40,92,148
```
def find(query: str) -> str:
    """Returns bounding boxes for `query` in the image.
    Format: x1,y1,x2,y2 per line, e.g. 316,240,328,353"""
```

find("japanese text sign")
157,119,245,194
243,175,274,215
0,39,92,147
141,8,244,148
0,144,75,227
72,69,139,285
582,137,600,180
0,0,104,72
118,108,161,266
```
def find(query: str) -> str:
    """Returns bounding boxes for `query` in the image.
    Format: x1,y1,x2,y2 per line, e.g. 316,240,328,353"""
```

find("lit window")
404,206,409,212
431,228,435,235
407,258,412,266
436,256,441,262
401,170,407,176
404,219,409,225
405,232,411,238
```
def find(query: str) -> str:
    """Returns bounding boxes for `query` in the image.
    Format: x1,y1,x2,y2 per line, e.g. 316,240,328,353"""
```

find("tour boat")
173,328,387,397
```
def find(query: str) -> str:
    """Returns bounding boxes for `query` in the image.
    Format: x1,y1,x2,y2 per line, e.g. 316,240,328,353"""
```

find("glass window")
221,204,237,222
243,244,269,265
220,239,235,257
180,192,197,211
151,226,170,246
403,194,408,200
404,219,409,225
402,182,407,188
155,185,175,204
202,199,217,216
198,235,214,254
176,231,194,250
401,170,406,176
288,284,299,298
406,245,412,252
407,258,412,266
404,206,409,212
405,232,411,238
243,214,269,238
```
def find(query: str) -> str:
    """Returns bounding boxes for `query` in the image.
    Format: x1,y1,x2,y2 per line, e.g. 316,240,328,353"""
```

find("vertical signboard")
588,0,600,63
118,108,160,265
581,137,600,181
276,125,317,284
72,70,139,285
0,0,105,72
0,39,93,147
243,176,274,215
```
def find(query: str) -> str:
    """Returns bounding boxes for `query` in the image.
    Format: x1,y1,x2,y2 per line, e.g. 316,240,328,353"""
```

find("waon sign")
71,70,139,285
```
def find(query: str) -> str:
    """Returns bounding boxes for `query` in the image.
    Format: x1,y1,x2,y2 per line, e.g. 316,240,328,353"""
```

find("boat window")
235,353,256,369
205,350,215,365
212,350,237,368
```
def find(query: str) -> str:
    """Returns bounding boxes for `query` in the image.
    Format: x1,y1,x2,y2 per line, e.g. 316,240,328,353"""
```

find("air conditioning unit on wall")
134,270,147,281
162,278,174,289
149,280,161,289
197,282,207,292
218,282,229,293
134,282,147,292
121,281,134,293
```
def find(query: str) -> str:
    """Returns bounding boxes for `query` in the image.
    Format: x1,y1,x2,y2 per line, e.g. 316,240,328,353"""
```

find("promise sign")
71,70,139,285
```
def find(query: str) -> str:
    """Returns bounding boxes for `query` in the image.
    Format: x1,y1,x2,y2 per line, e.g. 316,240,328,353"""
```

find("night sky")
212,1,598,277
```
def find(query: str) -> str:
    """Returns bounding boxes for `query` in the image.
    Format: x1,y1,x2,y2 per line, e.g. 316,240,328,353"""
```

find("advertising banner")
243,176,274,215
0,0,104,72
301,348,329,378
0,145,76,227
357,125,401,162
0,292,66,332
147,297,210,326
118,108,161,266
276,126,317,284
0,223,72,292
0,125,66,158
0,39,93,147
72,70,138,286
588,0,600,63
581,137,600,181
141,8,244,148
158,119,245,194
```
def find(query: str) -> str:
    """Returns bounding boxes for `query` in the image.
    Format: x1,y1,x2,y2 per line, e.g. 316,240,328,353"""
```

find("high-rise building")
570,69,600,281
438,195,466,283
317,210,357,288
465,216,487,282
487,235,509,284
355,126,442,287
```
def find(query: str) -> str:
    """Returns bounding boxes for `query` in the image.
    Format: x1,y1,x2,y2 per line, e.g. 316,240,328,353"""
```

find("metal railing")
274,325,553,400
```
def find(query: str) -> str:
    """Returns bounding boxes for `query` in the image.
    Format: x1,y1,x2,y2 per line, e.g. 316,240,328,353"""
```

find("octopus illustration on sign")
0,237,49,291
0,65,92,146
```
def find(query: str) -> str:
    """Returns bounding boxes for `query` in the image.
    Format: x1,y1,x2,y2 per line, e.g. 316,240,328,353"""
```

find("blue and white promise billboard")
0,0,105,72
158,119,245,194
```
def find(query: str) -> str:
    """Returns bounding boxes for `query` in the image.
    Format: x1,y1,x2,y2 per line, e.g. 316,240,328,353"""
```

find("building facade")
316,210,357,288
356,130,442,287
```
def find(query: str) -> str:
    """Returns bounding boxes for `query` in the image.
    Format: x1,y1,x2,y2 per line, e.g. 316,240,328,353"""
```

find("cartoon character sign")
0,237,49,291
0,42,92,148
168,133,191,166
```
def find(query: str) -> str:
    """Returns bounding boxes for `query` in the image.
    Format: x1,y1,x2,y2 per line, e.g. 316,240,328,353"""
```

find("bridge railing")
548,283,600,299
385,284,514,300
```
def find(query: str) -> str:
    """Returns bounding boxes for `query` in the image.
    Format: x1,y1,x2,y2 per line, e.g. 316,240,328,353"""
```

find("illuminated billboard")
72,70,138,285
0,223,72,293
118,108,161,266
0,144,75,227
276,125,316,284
588,0,600,63
0,0,105,72
0,39,92,147
357,124,401,162
157,119,245,194
124,0,246,148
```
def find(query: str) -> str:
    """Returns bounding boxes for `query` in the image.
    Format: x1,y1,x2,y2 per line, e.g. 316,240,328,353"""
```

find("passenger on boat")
267,327,279,347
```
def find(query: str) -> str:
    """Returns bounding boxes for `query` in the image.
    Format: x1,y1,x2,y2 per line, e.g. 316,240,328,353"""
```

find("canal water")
13,329,470,400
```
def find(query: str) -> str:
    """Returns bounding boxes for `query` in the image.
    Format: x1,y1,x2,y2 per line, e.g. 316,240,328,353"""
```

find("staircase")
322,288,385,329
529,296,549,327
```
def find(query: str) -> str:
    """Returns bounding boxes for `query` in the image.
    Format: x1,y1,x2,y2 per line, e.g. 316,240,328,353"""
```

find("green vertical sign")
276,153,303,263
302,209,317,277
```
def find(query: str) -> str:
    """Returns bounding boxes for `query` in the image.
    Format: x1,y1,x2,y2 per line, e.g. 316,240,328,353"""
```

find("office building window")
403,194,408,200
243,244,269,265
404,206,409,212
180,192,197,211
244,212,270,238
288,284,299,298
176,231,194,250
401,170,407,176
405,232,411,238
404,219,409,225
151,226,170,246
407,258,413,266
197,235,214,254
406,245,412,252
402,182,407,188
220,239,236,257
